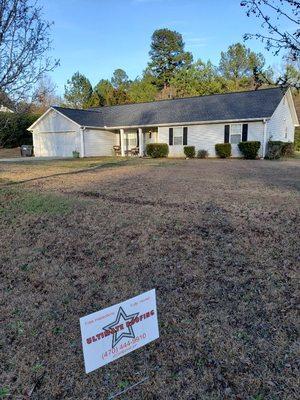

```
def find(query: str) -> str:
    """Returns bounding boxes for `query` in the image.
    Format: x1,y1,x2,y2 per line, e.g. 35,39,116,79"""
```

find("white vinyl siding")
32,109,81,157
159,121,265,157
32,109,78,134
84,129,117,157
267,94,295,143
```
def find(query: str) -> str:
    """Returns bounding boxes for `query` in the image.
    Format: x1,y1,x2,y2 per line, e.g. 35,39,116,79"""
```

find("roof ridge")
53,87,284,114
88,86,283,110
52,105,102,114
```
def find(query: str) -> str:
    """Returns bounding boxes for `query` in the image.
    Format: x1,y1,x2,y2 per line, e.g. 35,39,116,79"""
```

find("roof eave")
103,117,270,130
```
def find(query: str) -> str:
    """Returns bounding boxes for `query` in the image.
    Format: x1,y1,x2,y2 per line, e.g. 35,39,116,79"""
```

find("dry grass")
0,158,299,400
0,147,21,158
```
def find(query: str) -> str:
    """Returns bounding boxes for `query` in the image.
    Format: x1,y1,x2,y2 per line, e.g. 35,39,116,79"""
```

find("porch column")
80,127,85,158
120,129,125,156
138,128,143,157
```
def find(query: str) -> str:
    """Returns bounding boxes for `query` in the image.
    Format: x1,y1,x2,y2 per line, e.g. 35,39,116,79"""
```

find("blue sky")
39,0,286,95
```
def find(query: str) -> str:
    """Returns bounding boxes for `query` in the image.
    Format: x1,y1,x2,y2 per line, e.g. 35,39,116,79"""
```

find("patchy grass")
0,158,299,399
0,157,183,186
0,188,73,216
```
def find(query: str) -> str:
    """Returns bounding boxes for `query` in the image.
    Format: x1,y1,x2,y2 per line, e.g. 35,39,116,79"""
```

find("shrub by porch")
146,143,169,158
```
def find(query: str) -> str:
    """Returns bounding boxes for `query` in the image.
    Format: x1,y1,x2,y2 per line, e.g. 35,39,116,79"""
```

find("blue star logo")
102,307,139,348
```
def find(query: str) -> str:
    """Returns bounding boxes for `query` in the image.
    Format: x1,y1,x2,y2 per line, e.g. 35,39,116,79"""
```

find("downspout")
80,127,85,158
262,119,267,159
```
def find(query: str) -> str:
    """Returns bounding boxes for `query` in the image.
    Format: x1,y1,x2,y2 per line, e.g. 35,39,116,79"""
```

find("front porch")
113,127,158,157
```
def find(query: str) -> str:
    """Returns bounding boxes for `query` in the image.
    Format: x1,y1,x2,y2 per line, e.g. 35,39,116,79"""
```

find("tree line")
62,29,299,110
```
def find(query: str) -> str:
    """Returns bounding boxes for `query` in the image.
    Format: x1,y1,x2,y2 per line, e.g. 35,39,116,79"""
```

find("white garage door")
34,132,77,157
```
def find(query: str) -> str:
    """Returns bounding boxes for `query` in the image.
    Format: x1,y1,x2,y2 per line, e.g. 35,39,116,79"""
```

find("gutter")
83,117,271,131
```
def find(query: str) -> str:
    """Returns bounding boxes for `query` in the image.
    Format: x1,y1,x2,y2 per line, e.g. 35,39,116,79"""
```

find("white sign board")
80,289,159,373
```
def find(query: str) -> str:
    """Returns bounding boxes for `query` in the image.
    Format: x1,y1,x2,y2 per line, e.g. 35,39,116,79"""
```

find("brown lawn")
0,158,299,400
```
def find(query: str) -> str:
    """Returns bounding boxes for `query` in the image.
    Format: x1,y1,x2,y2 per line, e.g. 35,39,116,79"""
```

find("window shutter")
242,124,248,141
169,128,173,145
183,127,188,145
136,130,139,147
224,125,230,143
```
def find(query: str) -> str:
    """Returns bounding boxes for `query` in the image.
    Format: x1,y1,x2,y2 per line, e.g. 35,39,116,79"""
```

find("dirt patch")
0,159,299,399
0,147,21,158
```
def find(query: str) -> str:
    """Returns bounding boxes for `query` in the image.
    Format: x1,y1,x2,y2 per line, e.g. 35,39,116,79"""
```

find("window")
230,124,242,144
173,127,183,145
126,133,137,148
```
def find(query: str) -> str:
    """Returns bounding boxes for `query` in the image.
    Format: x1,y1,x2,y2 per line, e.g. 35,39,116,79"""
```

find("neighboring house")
28,87,299,158
0,105,14,113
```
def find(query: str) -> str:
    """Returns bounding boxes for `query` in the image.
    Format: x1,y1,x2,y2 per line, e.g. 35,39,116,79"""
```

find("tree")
64,72,93,108
110,69,130,105
127,74,158,103
170,60,228,97
219,42,272,89
111,69,129,89
241,0,300,60
31,75,61,113
148,28,193,89
276,63,300,89
89,79,115,107
0,0,59,102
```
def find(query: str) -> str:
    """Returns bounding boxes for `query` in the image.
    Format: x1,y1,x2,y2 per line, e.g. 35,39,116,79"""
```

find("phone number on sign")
101,333,147,360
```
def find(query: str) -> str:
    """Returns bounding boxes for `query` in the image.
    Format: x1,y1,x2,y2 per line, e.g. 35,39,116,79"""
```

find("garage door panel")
34,132,77,157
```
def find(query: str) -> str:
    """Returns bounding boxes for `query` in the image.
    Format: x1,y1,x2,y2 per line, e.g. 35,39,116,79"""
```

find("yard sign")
80,289,159,373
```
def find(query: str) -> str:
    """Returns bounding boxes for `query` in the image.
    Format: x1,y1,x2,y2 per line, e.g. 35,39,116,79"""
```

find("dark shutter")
169,128,173,145
242,124,248,142
136,130,139,147
183,127,188,145
224,125,230,143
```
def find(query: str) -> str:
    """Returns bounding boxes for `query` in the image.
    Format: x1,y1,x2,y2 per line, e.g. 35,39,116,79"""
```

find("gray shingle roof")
53,87,285,128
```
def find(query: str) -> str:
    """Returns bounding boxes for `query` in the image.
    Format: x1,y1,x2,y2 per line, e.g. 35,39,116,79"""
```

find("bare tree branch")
241,0,300,60
0,0,59,104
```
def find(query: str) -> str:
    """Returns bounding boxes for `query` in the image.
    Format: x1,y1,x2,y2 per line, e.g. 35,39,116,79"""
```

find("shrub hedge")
146,143,169,158
295,127,300,151
0,112,40,148
265,141,294,159
215,143,231,158
238,141,261,159
184,146,195,158
197,149,209,159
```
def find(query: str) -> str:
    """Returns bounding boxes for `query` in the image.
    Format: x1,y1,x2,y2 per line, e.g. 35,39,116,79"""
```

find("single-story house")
28,87,299,158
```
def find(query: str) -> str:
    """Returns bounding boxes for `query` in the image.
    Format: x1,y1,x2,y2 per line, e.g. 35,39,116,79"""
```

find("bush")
215,143,231,158
238,141,261,159
183,146,195,158
146,143,169,158
295,127,300,151
72,150,80,158
197,149,209,159
265,141,294,159
281,142,294,157
0,112,40,148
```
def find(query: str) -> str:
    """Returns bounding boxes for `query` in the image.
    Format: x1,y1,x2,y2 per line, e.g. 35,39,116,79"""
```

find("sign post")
80,289,159,373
